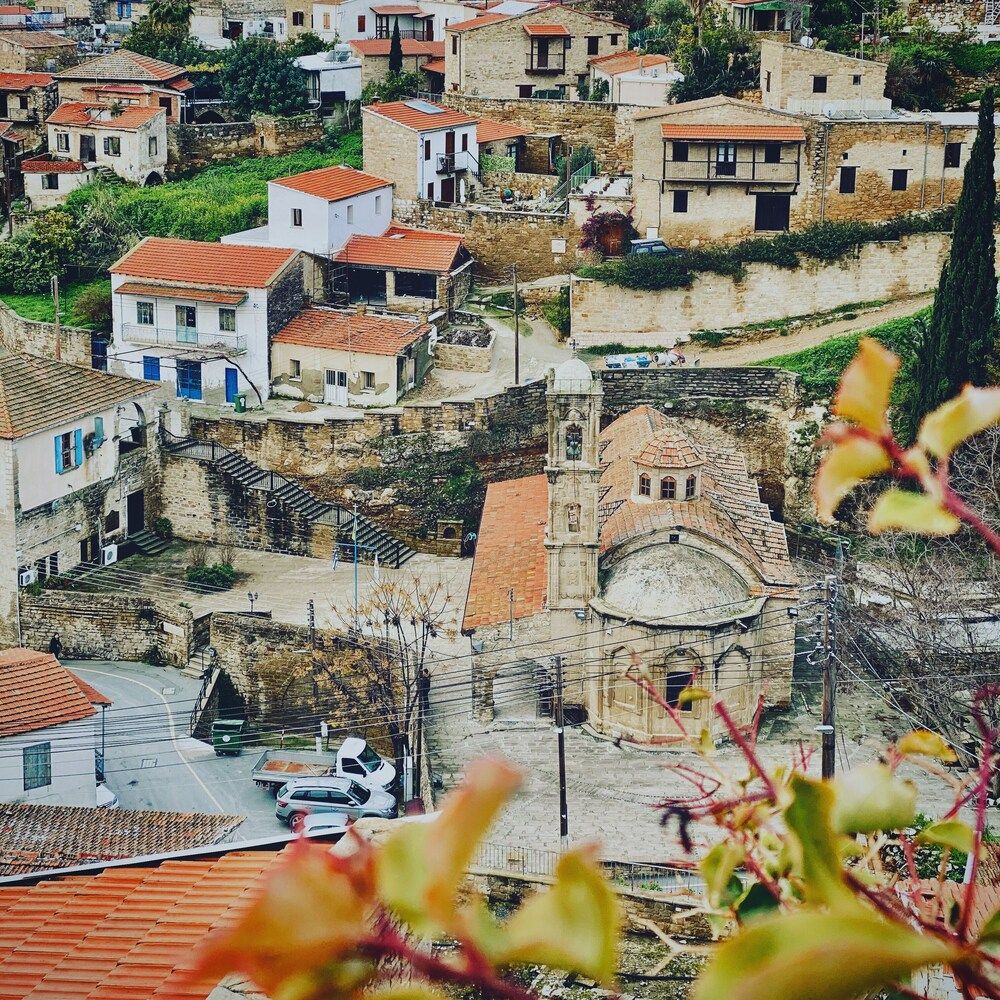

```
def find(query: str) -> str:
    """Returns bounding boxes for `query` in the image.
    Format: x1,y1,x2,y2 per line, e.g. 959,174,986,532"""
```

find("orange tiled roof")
661,123,807,142
0,847,285,998
21,155,86,172
47,102,164,131
113,281,248,305
350,38,443,56
371,3,422,12
112,237,299,289
0,6,31,13
0,71,52,90
447,12,510,31
271,164,390,201
588,50,669,74
523,22,569,34
0,805,245,877
0,649,107,737
0,121,24,142
55,49,186,82
337,225,465,273
0,29,71,47
273,307,429,356
476,117,530,144
366,98,476,131
463,474,548,631
635,427,704,468
421,57,445,73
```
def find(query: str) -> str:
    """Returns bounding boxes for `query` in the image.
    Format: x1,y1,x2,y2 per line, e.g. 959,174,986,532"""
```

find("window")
142,355,160,380
357,14,365,31
289,359,301,380
394,270,437,298
136,300,154,325
426,181,434,199
518,84,533,98
452,34,458,54
461,132,468,151
423,138,431,160
891,168,908,191
715,141,736,176
610,32,619,44
292,207,303,226
685,474,696,499
176,359,202,400
638,473,651,497
586,34,599,54
672,190,688,213
93,415,105,447
322,12,330,28
219,307,236,332
105,510,120,532
17,95,27,109
41,173,59,190
566,502,580,532
175,304,196,343
23,743,51,791
839,165,856,194
812,75,827,93
945,142,961,168
660,476,676,499
763,142,780,164
565,423,583,460
672,140,688,162
103,136,120,156
54,429,82,473
764,69,771,92
346,204,354,223
664,671,693,709
292,9,304,25
375,193,382,213
362,371,376,391
35,552,58,578
56,131,68,151
852,73,862,85
148,136,158,157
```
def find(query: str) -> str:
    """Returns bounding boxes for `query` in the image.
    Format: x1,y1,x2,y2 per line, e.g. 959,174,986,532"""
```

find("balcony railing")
120,322,248,354
436,150,474,174
662,157,800,185
375,26,431,39
526,53,566,73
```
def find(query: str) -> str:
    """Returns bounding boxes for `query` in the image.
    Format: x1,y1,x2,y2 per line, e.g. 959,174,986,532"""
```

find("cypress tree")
389,18,403,76
906,88,997,439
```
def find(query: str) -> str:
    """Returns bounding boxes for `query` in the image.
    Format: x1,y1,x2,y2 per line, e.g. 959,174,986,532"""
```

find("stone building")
462,359,798,744
0,31,77,73
0,71,56,132
722,0,810,40
350,37,443,87
445,4,628,100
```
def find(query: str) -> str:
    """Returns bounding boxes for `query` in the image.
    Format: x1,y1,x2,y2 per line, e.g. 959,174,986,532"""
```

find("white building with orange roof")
109,237,304,407
463,359,798,742
588,49,681,106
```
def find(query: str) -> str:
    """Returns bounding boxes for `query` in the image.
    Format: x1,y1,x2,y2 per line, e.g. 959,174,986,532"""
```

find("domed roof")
635,427,705,468
551,357,593,389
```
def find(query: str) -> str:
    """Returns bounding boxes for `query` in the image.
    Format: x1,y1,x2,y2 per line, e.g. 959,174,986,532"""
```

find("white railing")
120,323,248,354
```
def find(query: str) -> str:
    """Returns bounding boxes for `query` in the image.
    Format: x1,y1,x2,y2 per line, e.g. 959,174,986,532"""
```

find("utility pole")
820,575,837,779
511,263,520,386
51,274,61,360
553,654,569,849
307,599,316,648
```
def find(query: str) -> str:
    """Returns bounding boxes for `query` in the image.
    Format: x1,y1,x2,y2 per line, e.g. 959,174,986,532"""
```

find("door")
176,359,202,399
224,367,239,404
536,37,549,68
715,142,736,177
0,95,7,118
79,134,96,162
324,369,348,405
444,130,455,156
126,490,145,535
754,193,791,232
440,176,455,203
175,304,197,344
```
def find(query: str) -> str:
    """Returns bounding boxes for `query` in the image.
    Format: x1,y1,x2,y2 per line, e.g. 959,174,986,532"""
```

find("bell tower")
544,358,602,613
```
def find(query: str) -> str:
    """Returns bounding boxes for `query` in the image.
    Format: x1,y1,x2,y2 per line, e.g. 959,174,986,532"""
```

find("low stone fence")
0,299,91,366
479,170,560,199
434,326,494,373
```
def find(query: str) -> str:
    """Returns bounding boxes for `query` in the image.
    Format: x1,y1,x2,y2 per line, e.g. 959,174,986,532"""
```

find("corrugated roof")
0,805,245,878
350,37,443,56
0,71,52,90
0,120,24,142
476,117,530,144
588,50,669,75
0,351,154,440
271,164,390,202
55,49,185,82
21,156,87,172
660,123,807,141
113,282,247,305
337,224,464,273
112,237,299,289
0,29,73,47
463,474,548,631
447,11,510,30
523,22,569,34
47,102,164,131
273,307,429,356
0,649,107,737
366,98,477,131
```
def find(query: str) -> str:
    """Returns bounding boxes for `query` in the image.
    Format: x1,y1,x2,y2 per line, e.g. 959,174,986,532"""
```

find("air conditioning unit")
101,544,118,566
18,567,37,587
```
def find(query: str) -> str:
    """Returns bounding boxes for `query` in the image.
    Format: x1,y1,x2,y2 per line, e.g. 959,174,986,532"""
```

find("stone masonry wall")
434,334,494,373
480,170,561,199
0,299,91,366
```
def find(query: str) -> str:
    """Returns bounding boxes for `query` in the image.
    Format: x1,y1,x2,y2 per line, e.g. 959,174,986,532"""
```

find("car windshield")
349,780,371,803
358,745,382,771
278,784,289,797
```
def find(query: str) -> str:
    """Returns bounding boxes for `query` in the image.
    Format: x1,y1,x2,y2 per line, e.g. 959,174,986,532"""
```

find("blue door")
224,367,238,404
176,360,202,400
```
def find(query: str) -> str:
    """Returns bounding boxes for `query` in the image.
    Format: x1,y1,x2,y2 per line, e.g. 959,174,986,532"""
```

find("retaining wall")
0,299,91,366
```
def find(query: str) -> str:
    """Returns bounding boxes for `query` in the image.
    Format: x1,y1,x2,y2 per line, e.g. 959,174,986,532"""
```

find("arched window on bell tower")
565,423,583,461
660,476,676,499
685,474,697,499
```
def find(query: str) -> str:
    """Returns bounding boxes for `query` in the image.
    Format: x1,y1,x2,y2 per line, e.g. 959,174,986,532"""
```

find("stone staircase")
129,528,172,556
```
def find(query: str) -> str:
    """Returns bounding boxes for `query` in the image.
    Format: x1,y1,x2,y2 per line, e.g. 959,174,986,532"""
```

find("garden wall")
570,231,970,346
480,171,561,199
0,299,91,366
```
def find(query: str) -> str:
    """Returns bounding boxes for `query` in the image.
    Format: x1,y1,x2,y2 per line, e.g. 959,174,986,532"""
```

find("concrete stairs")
129,529,171,556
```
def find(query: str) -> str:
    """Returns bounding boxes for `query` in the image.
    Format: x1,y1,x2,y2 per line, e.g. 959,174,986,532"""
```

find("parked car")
275,777,397,829
629,238,683,257
604,352,652,370
301,813,352,838
252,737,396,794
95,783,119,809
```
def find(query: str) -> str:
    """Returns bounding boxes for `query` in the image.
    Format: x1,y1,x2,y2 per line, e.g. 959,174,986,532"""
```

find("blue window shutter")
73,428,83,467
54,435,63,474
94,416,104,445
143,356,160,381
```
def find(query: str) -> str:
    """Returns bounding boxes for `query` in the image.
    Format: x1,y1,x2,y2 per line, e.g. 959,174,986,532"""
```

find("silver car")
275,777,397,829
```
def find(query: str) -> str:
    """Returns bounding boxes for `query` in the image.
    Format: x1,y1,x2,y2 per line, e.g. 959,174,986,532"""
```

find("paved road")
67,660,284,840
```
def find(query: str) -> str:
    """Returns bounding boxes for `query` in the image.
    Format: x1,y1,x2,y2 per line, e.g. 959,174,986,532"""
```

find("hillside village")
0,0,999,994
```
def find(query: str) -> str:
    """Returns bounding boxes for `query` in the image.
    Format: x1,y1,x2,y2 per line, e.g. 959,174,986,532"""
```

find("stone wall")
0,299,91,366
571,231,963,345
18,591,193,665
480,170,561,199
434,331,495,373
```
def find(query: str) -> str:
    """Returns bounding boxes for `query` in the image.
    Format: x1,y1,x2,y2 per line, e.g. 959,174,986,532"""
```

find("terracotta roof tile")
635,427,704,467
0,30,73,48
350,38,443,56
588,50,669,74
0,121,24,142
0,650,102,737
271,164,390,201
447,12,510,31
421,57,445,73
21,156,87,173
463,474,548,631
55,50,185,82
112,237,299,289
273,307,429,356
660,123,806,142
0,71,52,90
370,4,422,12
337,224,465,273
47,102,164,131
476,117,530,143
112,282,247,305
523,22,569,34
365,98,476,131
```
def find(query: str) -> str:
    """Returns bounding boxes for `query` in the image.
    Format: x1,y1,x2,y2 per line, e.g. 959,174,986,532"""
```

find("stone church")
462,358,799,745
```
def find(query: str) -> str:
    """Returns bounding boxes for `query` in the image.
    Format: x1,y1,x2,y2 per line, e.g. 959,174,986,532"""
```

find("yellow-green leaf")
868,489,961,536
698,727,715,755
979,907,1000,943
918,386,1000,459
832,338,900,434
814,436,891,522
916,819,976,855
897,729,959,763
783,775,852,907
701,842,746,909
693,908,960,1000
678,686,711,706
832,763,916,835
734,882,781,924
497,846,619,985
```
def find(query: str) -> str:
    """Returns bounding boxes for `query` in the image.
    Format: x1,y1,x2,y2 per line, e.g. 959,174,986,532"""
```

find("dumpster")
233,392,248,414
212,719,246,756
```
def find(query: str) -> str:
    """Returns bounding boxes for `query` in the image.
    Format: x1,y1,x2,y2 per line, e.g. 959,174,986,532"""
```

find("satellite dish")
800,34,815,47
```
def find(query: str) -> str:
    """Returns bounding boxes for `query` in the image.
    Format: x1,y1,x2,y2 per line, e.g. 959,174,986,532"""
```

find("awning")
661,123,806,142
523,23,570,35
114,282,248,305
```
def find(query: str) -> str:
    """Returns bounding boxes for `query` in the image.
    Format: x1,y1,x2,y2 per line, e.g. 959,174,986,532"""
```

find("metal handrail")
120,322,248,355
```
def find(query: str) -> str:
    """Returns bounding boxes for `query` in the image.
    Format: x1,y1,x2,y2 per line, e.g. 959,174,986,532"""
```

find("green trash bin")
212,719,245,756
233,392,248,414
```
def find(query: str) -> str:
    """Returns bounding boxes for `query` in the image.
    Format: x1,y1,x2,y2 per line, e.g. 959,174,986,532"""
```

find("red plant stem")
957,729,994,941
714,700,779,801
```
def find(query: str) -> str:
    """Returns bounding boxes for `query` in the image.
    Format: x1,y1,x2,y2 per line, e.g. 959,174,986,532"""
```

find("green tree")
670,14,758,102
388,17,403,75
0,209,80,294
123,18,216,66
885,35,955,111
361,69,421,103
642,0,694,55
601,0,648,31
285,31,329,58
217,37,310,117
148,0,193,30
905,89,998,439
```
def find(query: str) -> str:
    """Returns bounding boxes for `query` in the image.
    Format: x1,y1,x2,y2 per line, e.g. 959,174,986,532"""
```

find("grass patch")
0,278,109,327
580,342,665,356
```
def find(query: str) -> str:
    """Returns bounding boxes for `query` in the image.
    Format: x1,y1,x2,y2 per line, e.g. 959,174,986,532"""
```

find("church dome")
552,357,593,389
635,427,705,469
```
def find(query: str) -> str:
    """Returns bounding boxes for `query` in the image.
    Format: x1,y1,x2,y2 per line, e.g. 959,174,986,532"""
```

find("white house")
288,0,473,43
21,155,94,209
109,237,303,408
588,50,680,106
295,46,362,108
222,164,393,256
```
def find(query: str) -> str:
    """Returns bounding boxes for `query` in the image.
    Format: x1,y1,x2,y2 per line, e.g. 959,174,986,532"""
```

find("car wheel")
289,812,306,832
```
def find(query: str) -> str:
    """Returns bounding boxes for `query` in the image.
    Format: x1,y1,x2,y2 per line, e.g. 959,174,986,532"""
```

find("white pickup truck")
251,737,396,793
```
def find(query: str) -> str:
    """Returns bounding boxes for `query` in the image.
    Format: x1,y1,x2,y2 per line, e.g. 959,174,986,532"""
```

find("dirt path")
690,294,933,367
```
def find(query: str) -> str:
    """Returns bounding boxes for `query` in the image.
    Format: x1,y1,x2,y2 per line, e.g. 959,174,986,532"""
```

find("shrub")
70,280,113,330
152,516,174,539
0,210,79,294
541,286,571,338
490,290,526,312
186,562,237,590
217,37,310,118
